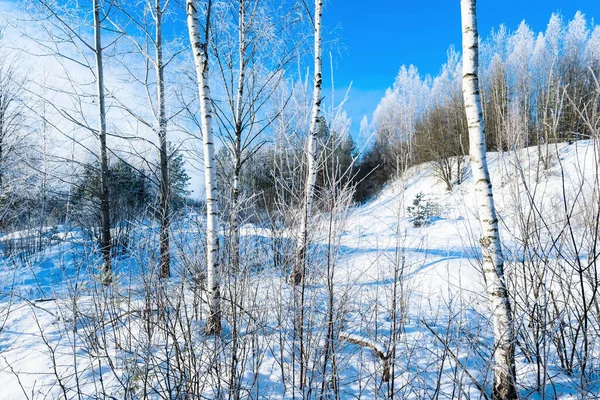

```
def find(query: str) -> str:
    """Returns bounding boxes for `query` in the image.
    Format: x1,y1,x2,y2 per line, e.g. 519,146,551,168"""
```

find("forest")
0,0,599,398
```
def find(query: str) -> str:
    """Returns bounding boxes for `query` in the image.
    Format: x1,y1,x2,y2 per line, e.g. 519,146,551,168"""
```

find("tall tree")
460,1,517,398
93,0,112,281
26,0,121,278
155,0,171,279
227,0,248,273
187,0,221,335
106,0,177,278
292,0,323,286
210,0,297,272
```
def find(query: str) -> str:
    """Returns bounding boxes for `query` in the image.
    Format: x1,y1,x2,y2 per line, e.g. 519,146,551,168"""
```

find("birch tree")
292,0,323,286
93,0,112,281
187,0,221,335
220,0,249,274
106,0,181,278
460,0,517,398
153,0,171,279
210,0,297,272
27,0,115,280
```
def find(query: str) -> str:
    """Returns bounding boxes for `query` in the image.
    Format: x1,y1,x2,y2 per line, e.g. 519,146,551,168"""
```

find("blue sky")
4,0,598,137
322,0,600,133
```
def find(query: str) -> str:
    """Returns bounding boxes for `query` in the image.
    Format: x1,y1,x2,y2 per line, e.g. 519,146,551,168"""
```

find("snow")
0,141,599,398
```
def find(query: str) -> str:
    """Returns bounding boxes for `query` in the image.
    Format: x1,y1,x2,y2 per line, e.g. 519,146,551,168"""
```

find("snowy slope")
0,141,598,399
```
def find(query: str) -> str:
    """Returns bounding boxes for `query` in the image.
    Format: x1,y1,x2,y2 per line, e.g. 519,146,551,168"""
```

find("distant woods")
355,12,600,201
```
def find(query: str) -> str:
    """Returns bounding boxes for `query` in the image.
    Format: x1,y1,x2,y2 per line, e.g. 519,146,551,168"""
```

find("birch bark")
187,0,221,335
293,0,323,285
460,1,517,398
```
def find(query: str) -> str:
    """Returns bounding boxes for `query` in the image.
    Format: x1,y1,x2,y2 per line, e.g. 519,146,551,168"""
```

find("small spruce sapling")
406,192,436,228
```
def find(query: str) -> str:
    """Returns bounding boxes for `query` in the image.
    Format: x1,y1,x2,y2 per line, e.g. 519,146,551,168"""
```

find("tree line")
358,11,600,200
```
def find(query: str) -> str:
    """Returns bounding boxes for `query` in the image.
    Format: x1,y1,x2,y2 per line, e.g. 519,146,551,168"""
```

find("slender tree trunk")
94,0,112,281
39,111,48,253
231,155,241,270
292,0,323,286
155,0,171,279
230,0,246,273
460,1,517,398
187,0,222,335
0,108,4,190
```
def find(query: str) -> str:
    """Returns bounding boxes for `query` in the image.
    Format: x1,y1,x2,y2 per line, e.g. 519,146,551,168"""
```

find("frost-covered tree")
587,25,600,72
93,0,112,281
506,21,534,147
211,0,298,272
104,0,183,278
26,0,116,280
153,0,171,278
371,65,429,177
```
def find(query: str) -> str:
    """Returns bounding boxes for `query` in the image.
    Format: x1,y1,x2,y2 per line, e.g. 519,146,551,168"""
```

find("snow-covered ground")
1,141,599,399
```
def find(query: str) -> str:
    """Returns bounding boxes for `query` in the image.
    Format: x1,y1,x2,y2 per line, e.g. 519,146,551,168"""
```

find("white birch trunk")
94,0,112,282
460,1,517,398
187,0,221,335
293,0,323,285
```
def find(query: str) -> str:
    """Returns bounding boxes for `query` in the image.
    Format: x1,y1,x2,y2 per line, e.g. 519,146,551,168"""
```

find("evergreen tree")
168,145,191,211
